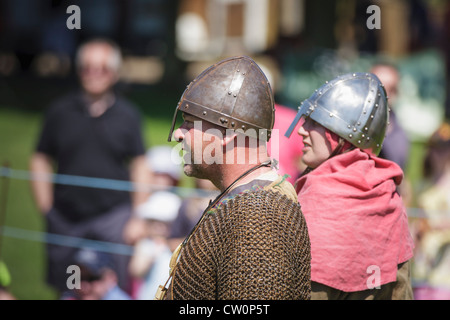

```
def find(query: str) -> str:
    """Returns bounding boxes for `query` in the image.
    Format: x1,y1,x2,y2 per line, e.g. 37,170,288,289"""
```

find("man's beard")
182,147,206,179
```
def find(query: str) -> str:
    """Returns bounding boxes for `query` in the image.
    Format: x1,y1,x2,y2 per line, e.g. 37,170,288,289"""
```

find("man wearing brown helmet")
155,56,311,300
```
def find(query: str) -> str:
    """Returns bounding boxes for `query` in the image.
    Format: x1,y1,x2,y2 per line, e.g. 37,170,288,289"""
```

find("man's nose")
298,125,308,137
173,127,184,142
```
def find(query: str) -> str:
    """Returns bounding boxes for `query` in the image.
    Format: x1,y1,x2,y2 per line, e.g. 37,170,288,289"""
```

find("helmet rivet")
228,91,232,95
367,137,370,141
347,125,351,129
377,144,380,147
362,134,365,138
365,127,368,131
242,72,246,75
357,140,361,144
242,125,245,129
233,94,237,97
329,113,333,117
375,104,379,107
349,134,353,138
353,128,357,132
203,111,207,115
357,122,361,126
220,118,226,124
370,115,374,119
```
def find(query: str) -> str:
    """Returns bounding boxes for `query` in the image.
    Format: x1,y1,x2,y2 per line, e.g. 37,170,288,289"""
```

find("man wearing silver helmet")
156,56,311,300
285,72,414,300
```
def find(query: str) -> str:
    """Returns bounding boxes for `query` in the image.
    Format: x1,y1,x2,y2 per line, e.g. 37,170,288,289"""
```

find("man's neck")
215,160,272,192
83,91,115,117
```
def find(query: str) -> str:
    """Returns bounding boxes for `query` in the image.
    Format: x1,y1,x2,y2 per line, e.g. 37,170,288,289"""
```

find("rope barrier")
0,166,218,198
2,166,446,218
0,166,449,256
0,226,134,256
0,166,219,255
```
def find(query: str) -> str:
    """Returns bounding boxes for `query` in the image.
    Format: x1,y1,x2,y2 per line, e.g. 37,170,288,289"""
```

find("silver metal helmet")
168,56,275,142
285,72,389,156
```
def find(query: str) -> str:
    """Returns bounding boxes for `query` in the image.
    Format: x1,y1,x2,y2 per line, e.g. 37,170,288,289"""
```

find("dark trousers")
45,204,132,294
311,261,413,300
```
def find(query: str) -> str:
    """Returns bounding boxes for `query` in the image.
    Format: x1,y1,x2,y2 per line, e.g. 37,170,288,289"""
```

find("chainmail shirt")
167,174,311,300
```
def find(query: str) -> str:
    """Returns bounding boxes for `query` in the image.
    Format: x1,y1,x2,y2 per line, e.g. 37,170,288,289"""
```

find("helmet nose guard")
285,72,388,156
168,56,275,142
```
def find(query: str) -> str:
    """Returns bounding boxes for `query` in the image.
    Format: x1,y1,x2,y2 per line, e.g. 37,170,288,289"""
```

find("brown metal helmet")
168,56,275,142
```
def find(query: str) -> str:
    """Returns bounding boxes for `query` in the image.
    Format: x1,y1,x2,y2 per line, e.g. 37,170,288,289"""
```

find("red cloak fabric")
295,147,414,292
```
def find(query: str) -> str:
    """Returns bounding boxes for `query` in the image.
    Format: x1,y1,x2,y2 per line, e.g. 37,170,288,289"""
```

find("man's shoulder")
263,174,299,203
112,95,142,120
230,173,298,203
45,91,82,114
212,174,300,215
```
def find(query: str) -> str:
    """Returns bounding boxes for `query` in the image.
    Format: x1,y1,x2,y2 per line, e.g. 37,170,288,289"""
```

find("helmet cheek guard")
285,73,389,156
168,56,275,142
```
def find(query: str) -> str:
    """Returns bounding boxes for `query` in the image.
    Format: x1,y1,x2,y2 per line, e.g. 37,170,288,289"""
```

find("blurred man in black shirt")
30,39,149,295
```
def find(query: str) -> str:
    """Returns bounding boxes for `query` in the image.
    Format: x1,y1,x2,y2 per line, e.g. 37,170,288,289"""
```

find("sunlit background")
1,0,450,299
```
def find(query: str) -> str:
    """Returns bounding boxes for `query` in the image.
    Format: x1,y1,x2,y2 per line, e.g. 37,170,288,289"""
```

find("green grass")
0,107,176,299
0,108,55,299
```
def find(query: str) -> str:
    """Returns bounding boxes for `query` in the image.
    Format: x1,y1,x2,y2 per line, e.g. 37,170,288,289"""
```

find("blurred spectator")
168,178,218,252
413,121,450,299
29,38,149,296
128,146,182,300
61,248,132,300
267,104,305,184
370,63,412,205
370,63,411,171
